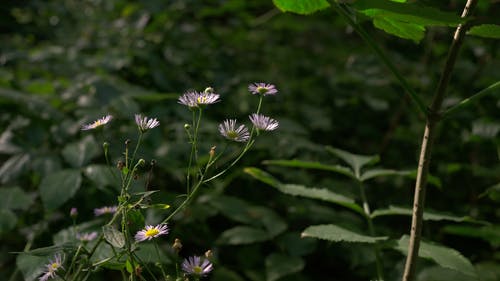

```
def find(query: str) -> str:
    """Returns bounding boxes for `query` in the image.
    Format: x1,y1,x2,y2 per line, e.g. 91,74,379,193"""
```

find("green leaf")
0,186,33,210
39,169,82,210
135,243,171,264
0,209,17,234
18,243,76,256
479,182,500,202
62,135,100,168
395,235,478,278
276,184,364,216
265,253,305,281
325,146,379,179
442,225,500,247
244,167,364,216
102,225,125,248
217,226,271,245
84,164,118,191
468,24,500,39
273,0,330,15
0,153,30,184
353,0,464,26
359,168,412,182
371,205,471,222
417,266,479,281
262,159,354,179
301,224,387,243
373,17,425,43
16,254,47,281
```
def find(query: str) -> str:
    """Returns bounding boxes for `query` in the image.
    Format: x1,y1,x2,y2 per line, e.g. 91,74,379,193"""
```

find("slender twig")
402,1,478,281
442,80,500,118
330,2,428,115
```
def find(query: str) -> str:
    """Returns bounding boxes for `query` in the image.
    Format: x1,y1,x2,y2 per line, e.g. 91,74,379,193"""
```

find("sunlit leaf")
301,224,387,243
265,253,304,281
371,205,472,222
468,24,500,39
373,17,425,43
262,159,354,179
395,235,478,278
39,169,82,210
273,0,330,15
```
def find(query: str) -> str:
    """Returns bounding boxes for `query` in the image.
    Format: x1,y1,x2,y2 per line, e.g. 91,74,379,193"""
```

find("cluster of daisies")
178,83,279,142
39,223,212,280
81,82,278,143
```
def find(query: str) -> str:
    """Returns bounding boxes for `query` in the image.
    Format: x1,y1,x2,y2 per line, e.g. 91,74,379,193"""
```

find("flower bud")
204,87,214,94
172,238,183,254
184,123,190,130
70,207,78,219
205,249,213,259
137,159,146,166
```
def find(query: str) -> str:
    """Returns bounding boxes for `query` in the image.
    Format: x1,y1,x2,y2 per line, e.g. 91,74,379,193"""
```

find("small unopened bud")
125,139,131,146
137,159,146,166
103,142,109,150
204,87,214,94
135,264,142,276
117,160,125,170
150,159,156,166
205,249,213,259
70,207,78,219
209,146,216,158
172,238,183,254
184,123,190,130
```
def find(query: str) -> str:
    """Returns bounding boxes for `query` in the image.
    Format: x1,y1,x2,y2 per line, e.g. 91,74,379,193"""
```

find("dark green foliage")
1,0,499,281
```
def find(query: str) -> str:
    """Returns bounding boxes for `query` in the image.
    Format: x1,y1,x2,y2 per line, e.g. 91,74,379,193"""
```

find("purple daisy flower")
182,256,213,277
94,206,118,216
81,115,113,130
134,224,169,242
38,254,64,281
218,119,250,142
135,114,160,132
248,83,278,96
178,90,220,108
249,113,279,131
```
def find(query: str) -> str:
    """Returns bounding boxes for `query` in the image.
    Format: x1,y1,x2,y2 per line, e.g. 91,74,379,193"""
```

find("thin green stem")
442,80,500,118
153,242,168,280
358,181,384,281
331,2,427,115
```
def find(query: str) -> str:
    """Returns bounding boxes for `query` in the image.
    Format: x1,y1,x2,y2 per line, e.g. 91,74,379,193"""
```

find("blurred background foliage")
0,0,499,280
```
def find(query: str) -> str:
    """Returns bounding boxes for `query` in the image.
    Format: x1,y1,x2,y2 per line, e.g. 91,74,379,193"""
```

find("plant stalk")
401,1,478,280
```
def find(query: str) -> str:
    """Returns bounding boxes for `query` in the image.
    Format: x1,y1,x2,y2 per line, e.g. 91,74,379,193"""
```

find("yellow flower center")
226,131,238,139
193,266,203,274
145,228,160,237
257,86,267,94
50,263,59,270
197,96,208,103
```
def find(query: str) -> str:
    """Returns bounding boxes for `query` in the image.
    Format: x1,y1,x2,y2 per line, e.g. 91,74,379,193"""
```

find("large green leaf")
62,135,100,168
395,235,478,278
0,186,34,210
0,209,17,234
325,146,379,179
417,266,478,281
301,224,387,243
39,169,82,210
262,159,354,179
83,164,118,191
273,0,330,15
373,17,425,43
244,167,364,216
359,168,412,181
265,253,304,281
16,254,47,281
371,205,471,222
468,24,500,39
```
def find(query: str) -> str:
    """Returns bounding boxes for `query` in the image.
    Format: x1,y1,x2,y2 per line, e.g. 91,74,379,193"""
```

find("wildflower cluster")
37,82,278,281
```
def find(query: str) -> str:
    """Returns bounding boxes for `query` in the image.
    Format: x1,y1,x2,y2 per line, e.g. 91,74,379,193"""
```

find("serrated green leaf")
265,253,304,281
39,169,82,210
373,17,425,43
62,135,100,168
103,225,125,248
0,209,17,234
395,235,478,278
354,0,464,26
244,167,364,216
273,0,330,15
262,159,354,179
325,146,379,179
217,226,271,245
360,168,412,181
277,184,364,216
468,24,500,39
371,205,471,222
301,224,387,243
0,186,33,210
